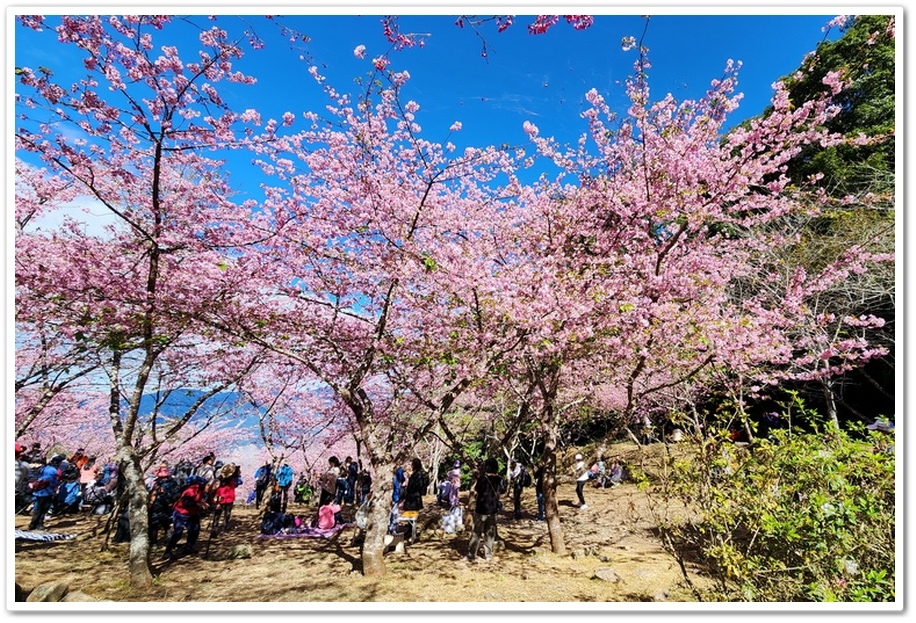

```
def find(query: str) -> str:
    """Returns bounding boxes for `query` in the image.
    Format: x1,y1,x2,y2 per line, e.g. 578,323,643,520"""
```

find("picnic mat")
15,529,76,542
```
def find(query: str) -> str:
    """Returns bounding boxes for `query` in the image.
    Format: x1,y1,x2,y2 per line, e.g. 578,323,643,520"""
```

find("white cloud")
23,195,124,239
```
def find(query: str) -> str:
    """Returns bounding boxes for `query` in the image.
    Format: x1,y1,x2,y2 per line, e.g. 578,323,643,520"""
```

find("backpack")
261,511,287,535
255,465,270,486
519,468,532,488
277,465,294,488
173,459,194,487
150,478,180,513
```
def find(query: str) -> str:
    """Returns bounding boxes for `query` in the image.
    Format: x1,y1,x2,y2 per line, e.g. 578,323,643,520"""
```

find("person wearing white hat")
572,453,589,509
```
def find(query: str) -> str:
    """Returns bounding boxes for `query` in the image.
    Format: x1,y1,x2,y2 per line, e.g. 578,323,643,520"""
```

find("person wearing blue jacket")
276,462,294,513
28,454,64,531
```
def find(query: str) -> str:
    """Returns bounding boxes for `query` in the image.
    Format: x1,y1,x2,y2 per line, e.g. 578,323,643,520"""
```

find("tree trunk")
542,445,566,555
536,366,566,555
118,450,154,587
361,461,395,577
822,378,840,428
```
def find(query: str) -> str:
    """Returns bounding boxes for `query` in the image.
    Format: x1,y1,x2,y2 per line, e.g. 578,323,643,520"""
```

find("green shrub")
650,424,895,601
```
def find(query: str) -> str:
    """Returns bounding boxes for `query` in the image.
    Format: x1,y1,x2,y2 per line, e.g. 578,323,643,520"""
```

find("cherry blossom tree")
453,29,894,554
201,53,537,574
14,15,276,586
14,13,892,586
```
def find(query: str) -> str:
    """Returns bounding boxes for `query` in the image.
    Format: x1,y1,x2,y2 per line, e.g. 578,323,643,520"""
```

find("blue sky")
13,11,850,205
245,13,843,149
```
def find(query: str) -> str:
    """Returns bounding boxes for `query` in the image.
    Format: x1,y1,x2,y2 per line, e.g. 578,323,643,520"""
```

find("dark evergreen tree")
778,14,895,196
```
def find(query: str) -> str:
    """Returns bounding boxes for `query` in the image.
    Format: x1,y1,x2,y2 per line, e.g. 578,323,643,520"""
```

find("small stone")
26,581,69,602
62,590,97,602
593,567,622,583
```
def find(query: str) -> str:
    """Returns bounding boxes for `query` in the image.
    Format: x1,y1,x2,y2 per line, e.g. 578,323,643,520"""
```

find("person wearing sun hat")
148,464,181,547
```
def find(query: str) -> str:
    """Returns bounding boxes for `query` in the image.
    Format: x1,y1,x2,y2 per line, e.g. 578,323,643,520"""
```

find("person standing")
253,461,272,509
402,458,428,512
163,475,211,560
27,454,64,531
193,453,216,491
534,463,546,521
318,456,341,508
447,460,462,509
148,464,181,546
509,460,526,519
466,457,503,562
392,466,406,505
276,462,294,513
572,453,590,509
358,466,372,505
14,443,32,514
345,456,359,505
213,463,242,533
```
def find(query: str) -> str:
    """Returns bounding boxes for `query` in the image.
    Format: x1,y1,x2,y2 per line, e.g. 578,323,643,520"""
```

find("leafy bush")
648,424,895,601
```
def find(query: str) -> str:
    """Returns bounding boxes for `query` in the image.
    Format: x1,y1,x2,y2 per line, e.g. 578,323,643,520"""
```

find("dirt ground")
13,443,714,607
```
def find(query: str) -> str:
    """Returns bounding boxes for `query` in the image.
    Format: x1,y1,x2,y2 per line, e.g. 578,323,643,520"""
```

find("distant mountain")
138,389,255,424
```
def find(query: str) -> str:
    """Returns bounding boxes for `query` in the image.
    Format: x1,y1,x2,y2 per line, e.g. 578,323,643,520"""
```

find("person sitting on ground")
607,458,624,487
317,501,342,530
590,457,606,487
50,462,82,516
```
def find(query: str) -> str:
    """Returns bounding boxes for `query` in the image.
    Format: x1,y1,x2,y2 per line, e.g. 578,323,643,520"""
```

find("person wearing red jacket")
212,463,241,534
162,475,210,560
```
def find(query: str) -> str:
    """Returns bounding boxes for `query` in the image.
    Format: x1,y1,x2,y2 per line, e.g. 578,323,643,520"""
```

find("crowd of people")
15,442,123,531
15,440,628,564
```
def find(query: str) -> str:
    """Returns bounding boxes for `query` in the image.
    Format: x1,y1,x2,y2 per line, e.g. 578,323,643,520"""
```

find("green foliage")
779,15,895,196
651,421,895,601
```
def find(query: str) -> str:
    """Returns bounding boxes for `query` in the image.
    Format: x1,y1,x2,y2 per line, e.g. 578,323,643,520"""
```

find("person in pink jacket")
212,463,241,534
